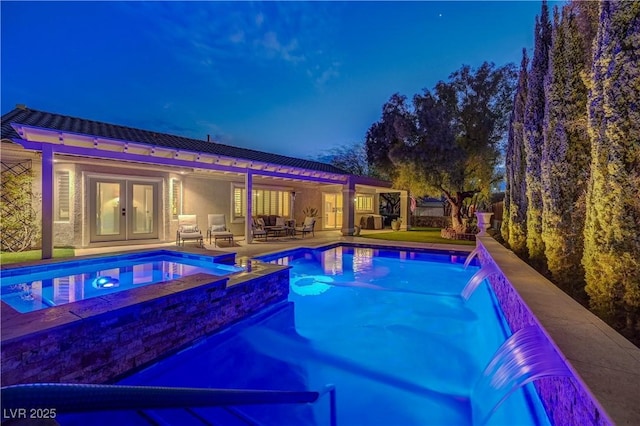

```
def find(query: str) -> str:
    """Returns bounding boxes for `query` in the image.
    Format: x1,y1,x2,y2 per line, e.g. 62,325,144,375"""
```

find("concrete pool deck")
73,229,475,259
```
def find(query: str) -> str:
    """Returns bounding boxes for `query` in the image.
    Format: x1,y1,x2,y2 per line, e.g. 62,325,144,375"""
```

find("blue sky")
1,1,546,160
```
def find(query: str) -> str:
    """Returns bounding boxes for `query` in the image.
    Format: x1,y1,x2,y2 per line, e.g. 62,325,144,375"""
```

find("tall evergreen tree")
524,0,552,268
541,3,595,297
502,49,529,256
583,1,640,336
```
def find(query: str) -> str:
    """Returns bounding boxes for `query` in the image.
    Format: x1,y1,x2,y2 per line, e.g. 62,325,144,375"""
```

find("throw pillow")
181,225,197,233
210,225,226,232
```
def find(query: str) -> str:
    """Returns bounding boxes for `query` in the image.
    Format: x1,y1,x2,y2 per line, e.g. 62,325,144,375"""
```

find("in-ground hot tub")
0,250,242,313
1,250,290,387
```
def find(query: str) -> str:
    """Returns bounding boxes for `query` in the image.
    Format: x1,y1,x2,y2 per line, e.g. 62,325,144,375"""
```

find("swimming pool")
0,250,242,313
57,244,550,425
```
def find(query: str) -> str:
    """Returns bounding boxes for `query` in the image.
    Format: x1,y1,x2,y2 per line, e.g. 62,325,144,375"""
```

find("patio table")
265,227,287,238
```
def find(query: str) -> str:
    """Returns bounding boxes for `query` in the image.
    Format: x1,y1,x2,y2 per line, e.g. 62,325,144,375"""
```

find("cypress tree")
503,49,529,256
541,3,594,298
583,1,640,336
524,0,552,268
502,135,511,243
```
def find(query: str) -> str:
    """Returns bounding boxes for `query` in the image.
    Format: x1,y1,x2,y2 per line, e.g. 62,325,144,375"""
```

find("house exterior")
0,106,410,258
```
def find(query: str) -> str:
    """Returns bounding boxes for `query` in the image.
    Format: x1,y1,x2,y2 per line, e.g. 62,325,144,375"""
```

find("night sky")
1,1,548,159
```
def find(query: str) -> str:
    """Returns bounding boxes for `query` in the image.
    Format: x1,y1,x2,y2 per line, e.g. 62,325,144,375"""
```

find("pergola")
5,122,409,259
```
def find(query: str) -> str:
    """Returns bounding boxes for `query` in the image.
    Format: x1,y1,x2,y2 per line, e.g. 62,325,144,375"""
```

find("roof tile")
1,107,349,175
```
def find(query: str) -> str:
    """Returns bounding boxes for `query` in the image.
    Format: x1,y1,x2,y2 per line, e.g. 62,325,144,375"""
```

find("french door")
89,177,160,242
323,193,343,230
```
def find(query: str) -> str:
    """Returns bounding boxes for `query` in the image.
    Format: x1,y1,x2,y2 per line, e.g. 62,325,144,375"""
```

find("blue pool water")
0,250,241,313
58,245,550,425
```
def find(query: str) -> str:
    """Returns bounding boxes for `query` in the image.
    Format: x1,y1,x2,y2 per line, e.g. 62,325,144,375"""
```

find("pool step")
140,407,255,425
56,410,154,425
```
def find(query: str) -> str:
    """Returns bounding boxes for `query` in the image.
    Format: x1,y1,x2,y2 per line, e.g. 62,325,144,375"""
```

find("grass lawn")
359,227,475,246
0,248,76,265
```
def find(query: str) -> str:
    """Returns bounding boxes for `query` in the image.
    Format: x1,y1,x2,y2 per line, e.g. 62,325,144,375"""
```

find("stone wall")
1,264,289,386
475,239,613,426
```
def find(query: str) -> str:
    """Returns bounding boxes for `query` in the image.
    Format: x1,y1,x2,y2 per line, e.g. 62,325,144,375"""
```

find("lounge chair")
176,214,203,247
207,214,234,247
251,217,268,241
295,217,316,238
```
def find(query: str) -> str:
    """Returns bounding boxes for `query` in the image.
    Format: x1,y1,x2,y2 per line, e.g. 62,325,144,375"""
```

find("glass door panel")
323,193,343,230
336,193,343,228
90,180,126,241
131,183,154,235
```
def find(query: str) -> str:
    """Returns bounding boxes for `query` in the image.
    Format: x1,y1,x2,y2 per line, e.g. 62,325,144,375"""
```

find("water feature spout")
463,248,479,269
460,264,499,301
472,326,571,425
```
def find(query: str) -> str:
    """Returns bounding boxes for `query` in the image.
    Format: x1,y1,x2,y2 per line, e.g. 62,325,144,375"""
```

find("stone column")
400,190,410,231
41,145,54,259
341,178,356,236
290,191,296,220
245,170,253,244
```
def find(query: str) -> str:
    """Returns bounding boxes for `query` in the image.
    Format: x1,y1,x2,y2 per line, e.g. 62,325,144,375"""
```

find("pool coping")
0,247,236,274
247,239,474,263
476,236,640,425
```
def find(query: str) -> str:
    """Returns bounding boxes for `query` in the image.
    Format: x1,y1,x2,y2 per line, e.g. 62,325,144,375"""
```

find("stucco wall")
182,175,238,234
293,189,322,230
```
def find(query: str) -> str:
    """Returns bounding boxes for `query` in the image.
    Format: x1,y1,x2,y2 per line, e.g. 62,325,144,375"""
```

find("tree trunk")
441,187,478,234
450,199,465,233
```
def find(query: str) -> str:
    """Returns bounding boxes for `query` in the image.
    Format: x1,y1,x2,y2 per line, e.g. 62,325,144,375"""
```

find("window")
233,185,290,220
170,178,182,219
234,187,246,217
355,194,374,212
55,171,70,221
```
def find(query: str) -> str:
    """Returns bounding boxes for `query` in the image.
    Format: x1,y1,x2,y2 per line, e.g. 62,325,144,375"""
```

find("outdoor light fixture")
91,276,120,289
290,275,333,296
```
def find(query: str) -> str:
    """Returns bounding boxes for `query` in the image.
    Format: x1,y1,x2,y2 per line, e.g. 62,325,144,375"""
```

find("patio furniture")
176,214,203,247
268,228,286,239
295,217,316,238
256,214,282,228
207,214,234,247
284,218,296,237
360,214,383,230
251,217,268,241
272,217,295,238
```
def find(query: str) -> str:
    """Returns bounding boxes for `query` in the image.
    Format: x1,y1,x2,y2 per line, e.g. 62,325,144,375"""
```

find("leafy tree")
583,0,640,336
365,93,415,181
503,49,529,257
524,0,552,268
366,62,516,232
320,142,370,176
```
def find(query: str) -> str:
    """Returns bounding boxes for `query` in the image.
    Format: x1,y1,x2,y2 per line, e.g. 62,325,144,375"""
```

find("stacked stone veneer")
1,264,289,386
475,240,611,426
